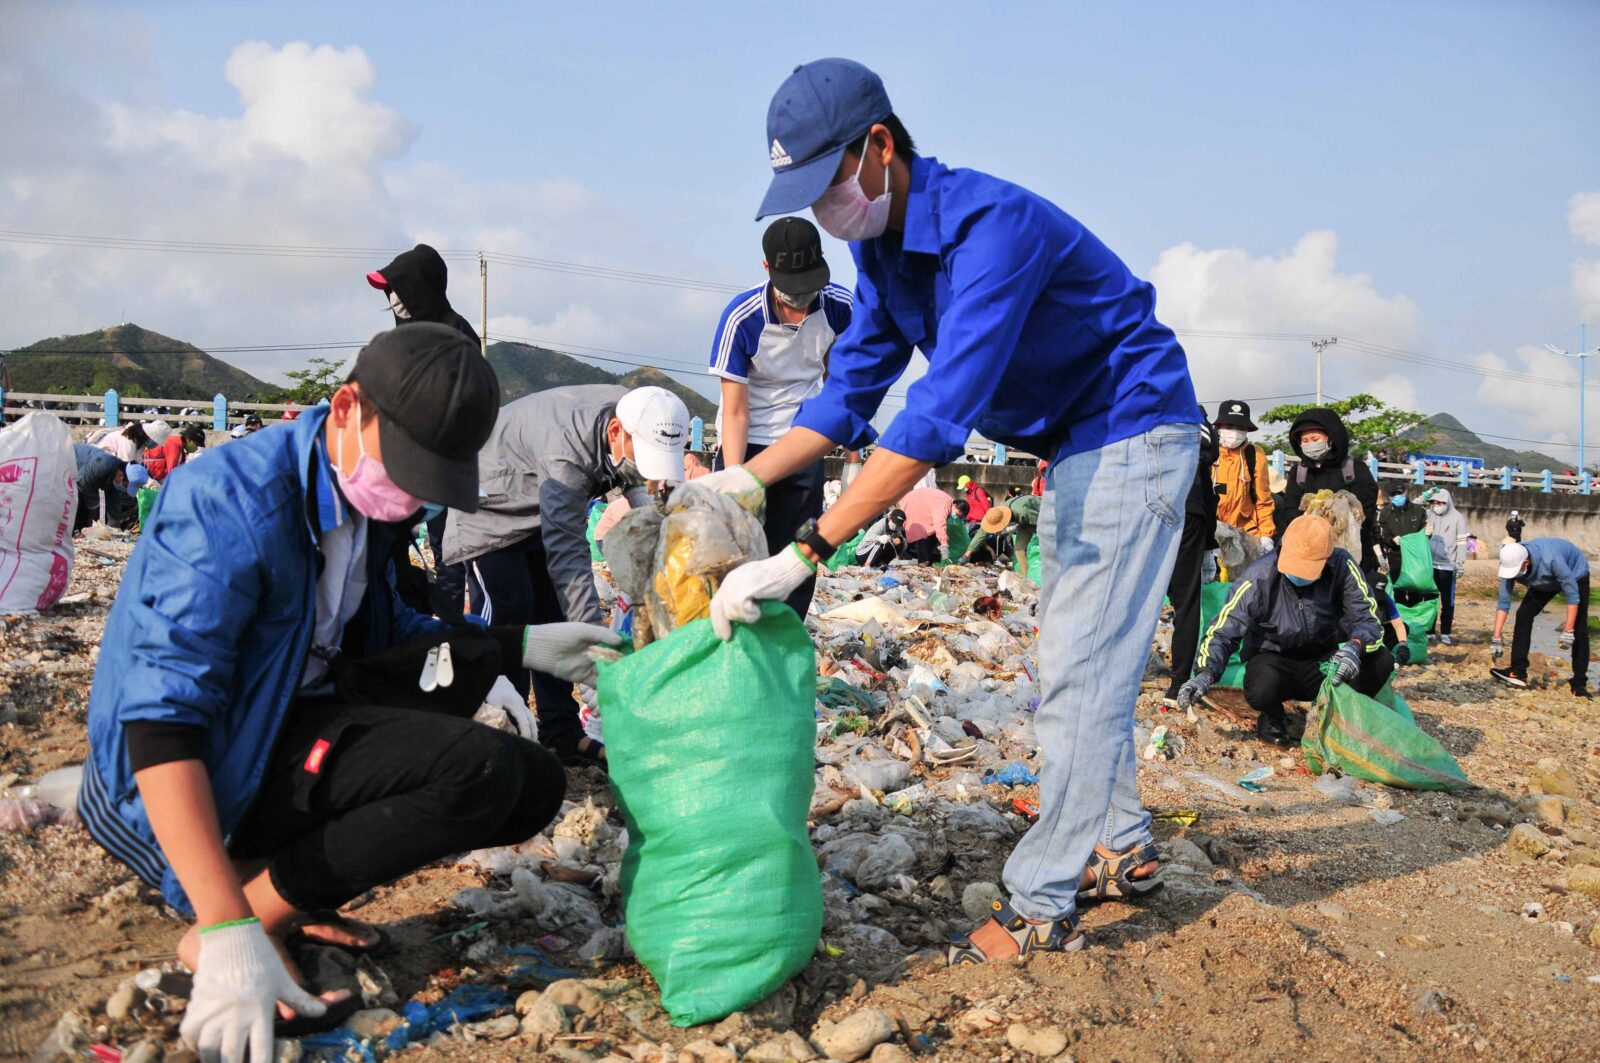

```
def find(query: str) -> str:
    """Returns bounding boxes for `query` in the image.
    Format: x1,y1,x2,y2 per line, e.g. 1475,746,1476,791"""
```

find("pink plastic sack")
0,413,78,614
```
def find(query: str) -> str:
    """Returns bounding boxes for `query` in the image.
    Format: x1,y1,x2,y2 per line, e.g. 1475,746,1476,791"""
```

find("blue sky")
4,1,1599,456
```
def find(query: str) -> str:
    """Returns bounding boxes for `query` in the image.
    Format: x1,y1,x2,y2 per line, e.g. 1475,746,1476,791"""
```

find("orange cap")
1278,514,1333,581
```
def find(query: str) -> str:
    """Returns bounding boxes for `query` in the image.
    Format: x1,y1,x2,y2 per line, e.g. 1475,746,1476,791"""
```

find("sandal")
547,733,607,771
275,991,362,1038
946,897,1082,966
1076,841,1163,904
287,912,391,954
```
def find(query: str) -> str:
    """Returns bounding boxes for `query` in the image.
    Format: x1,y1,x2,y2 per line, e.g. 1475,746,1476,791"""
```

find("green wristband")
743,466,767,490
199,916,261,935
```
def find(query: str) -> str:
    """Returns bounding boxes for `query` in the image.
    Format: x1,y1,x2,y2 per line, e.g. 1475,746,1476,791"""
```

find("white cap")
145,419,172,445
615,386,690,483
1498,541,1530,579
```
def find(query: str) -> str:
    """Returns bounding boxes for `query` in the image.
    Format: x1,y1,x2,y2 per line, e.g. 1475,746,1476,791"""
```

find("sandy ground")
3,549,1600,1062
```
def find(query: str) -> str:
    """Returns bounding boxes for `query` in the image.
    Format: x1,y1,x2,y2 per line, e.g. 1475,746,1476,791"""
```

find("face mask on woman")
1218,428,1248,450
1300,438,1332,461
1432,502,1448,514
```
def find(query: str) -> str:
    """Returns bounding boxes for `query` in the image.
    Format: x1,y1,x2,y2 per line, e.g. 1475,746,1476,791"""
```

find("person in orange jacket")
1210,399,1275,549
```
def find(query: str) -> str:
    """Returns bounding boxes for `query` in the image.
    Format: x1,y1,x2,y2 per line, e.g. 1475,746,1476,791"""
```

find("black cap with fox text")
762,216,830,297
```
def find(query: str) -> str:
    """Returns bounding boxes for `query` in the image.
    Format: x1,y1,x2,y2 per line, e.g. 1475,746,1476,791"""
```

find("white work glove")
181,919,328,1063
482,676,537,741
1258,536,1275,553
710,544,815,640
1559,629,1575,650
1490,636,1504,661
695,465,765,516
522,623,623,686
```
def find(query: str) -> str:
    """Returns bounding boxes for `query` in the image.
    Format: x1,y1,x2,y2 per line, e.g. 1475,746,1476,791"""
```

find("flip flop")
275,991,361,1038
287,912,391,955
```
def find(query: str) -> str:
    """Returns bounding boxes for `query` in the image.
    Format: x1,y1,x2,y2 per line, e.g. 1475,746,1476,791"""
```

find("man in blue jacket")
1177,514,1394,743
700,58,1200,966
1491,537,1590,696
80,324,620,1063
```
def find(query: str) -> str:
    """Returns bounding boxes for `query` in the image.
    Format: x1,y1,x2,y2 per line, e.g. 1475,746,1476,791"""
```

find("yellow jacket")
1213,444,1276,537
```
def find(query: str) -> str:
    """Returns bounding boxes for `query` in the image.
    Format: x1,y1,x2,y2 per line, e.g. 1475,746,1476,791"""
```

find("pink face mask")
334,407,420,521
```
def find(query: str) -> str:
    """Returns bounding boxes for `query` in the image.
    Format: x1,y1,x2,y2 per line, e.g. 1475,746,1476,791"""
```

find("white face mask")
388,290,410,320
1432,502,1448,514
1218,428,1248,450
1301,438,1332,461
811,134,892,242
773,287,820,311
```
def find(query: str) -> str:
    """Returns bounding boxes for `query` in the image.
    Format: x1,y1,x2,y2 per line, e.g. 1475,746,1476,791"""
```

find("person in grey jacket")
443,385,690,765
1422,487,1469,643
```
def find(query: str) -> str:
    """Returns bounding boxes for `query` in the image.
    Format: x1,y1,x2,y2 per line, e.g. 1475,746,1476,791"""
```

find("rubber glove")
1559,629,1575,650
522,623,623,686
1329,643,1362,686
181,919,328,1063
1491,636,1504,660
710,544,815,640
1392,641,1411,665
694,465,765,516
1176,671,1214,711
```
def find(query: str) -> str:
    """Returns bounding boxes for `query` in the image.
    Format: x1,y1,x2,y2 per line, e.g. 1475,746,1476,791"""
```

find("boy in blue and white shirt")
707,216,851,617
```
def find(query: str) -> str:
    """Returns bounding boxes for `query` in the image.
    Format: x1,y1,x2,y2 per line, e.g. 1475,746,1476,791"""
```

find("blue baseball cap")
124,463,150,495
757,58,893,220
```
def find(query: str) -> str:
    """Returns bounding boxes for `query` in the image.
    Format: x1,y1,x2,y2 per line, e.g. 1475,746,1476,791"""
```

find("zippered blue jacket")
79,408,447,914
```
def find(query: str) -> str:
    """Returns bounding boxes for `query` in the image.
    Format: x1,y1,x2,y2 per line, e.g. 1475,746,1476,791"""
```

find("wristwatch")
795,518,835,561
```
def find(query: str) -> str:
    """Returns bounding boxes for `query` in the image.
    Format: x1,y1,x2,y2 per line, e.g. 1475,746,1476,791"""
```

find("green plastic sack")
1396,596,1439,665
1393,531,1438,594
1198,581,1248,688
945,516,971,560
135,485,160,529
599,602,822,1026
825,528,867,571
1304,677,1468,790
585,503,605,562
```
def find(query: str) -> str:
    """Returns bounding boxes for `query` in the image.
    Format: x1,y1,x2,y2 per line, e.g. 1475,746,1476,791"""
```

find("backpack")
1295,455,1356,487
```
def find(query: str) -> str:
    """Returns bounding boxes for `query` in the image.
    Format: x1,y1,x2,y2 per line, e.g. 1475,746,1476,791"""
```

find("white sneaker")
1439,634,1453,646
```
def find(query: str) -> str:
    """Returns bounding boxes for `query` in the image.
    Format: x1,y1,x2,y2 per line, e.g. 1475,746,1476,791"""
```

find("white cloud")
1149,230,1421,417
1569,191,1600,247
1571,191,1600,321
0,31,732,394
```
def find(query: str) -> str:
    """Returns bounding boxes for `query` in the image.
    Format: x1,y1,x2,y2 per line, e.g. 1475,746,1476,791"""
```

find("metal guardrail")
0,388,304,430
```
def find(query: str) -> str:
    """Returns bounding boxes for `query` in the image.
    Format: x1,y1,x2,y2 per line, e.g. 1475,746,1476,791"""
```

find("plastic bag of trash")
825,528,867,571
1396,597,1439,665
1303,676,1467,790
600,601,821,1026
0,412,77,614
1198,583,1247,687
1393,530,1439,594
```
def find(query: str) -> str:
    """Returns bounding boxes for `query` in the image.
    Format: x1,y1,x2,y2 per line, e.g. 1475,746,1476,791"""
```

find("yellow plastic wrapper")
653,527,715,627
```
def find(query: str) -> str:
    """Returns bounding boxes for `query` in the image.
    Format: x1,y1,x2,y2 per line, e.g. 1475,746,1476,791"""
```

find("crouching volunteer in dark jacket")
79,325,619,1062
443,385,690,766
1178,514,1393,745
1277,407,1381,586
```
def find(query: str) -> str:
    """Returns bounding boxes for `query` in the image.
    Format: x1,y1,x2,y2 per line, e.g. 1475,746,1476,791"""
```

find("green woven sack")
1393,530,1438,594
599,602,822,1026
945,516,971,560
135,485,160,530
1396,596,1439,665
585,503,605,562
1011,534,1042,577
1198,581,1248,688
825,528,867,571
1304,676,1468,790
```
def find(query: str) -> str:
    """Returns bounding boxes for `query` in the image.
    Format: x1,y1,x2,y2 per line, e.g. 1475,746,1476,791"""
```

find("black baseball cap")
763,217,830,296
350,323,500,511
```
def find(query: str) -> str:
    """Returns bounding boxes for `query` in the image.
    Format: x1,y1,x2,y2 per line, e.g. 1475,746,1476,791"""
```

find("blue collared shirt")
1498,537,1591,611
791,155,1199,464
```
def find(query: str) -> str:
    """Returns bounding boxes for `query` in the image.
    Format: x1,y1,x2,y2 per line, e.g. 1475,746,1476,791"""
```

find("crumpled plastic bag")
606,484,766,647
1298,489,1365,558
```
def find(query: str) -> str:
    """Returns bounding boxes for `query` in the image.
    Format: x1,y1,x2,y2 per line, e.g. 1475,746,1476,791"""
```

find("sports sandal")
1076,841,1163,904
946,897,1082,966
287,912,391,954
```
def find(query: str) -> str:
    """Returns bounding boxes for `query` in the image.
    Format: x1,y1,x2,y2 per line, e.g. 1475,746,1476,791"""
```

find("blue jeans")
1002,424,1198,923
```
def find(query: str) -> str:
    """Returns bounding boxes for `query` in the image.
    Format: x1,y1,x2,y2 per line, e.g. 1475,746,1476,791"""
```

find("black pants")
1430,569,1457,635
1511,575,1590,689
1165,514,1211,697
230,701,564,913
426,511,467,620
906,535,940,565
465,530,581,742
1243,646,1395,716
714,442,824,619
860,537,903,568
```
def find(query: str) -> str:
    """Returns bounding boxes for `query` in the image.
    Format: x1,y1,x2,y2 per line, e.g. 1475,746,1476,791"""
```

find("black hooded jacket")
1276,407,1380,574
373,244,481,345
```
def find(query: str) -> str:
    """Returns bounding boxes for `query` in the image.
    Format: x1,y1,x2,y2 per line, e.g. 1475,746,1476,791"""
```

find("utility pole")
479,253,488,358
1546,323,1599,473
1311,337,1337,405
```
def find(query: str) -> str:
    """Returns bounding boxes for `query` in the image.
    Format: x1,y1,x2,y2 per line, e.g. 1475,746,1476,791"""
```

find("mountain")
1415,412,1570,472
486,341,717,422
5,324,275,400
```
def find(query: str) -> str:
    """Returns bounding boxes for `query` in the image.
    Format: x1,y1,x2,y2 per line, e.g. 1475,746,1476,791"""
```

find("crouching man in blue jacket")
79,324,620,1063
1178,514,1394,745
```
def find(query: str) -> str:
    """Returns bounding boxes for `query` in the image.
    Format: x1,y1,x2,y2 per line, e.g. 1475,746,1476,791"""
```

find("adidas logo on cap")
770,139,792,169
